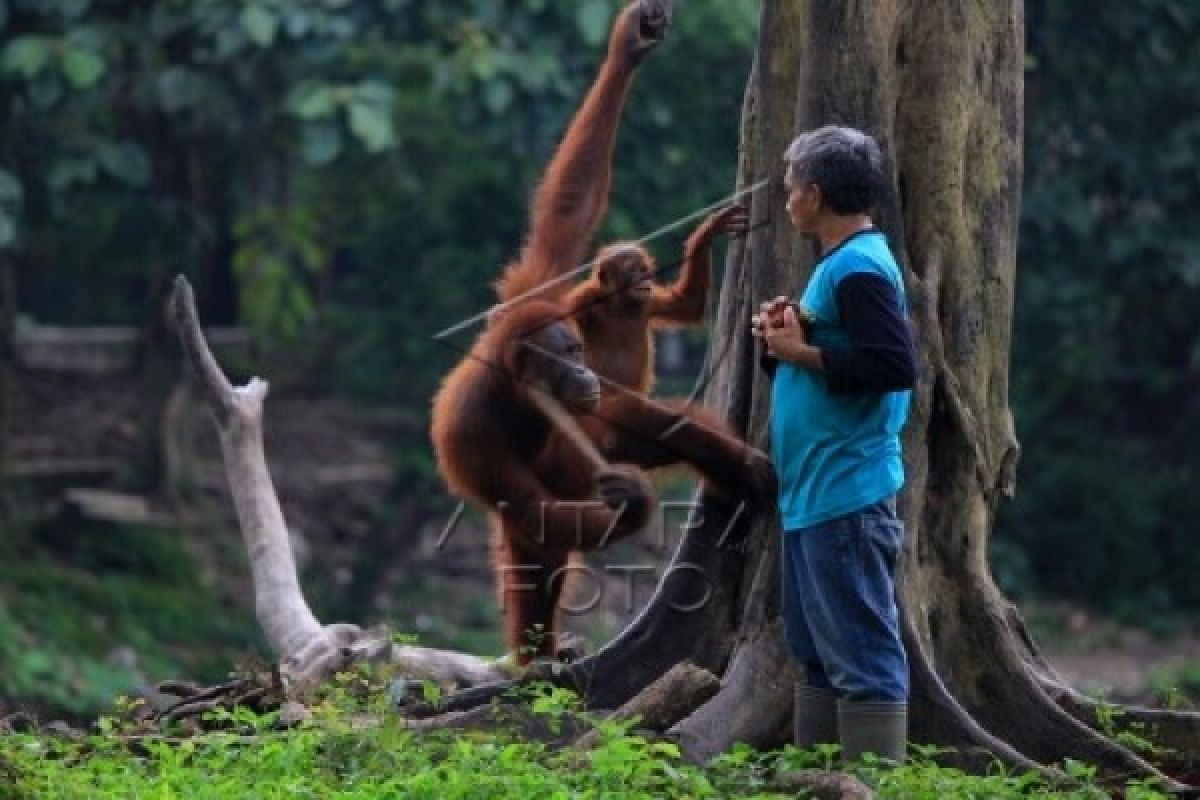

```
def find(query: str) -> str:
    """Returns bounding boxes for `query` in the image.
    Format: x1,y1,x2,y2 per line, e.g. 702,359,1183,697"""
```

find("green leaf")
354,80,394,108
48,157,97,191
60,46,105,89
157,67,201,113
283,8,312,38
347,101,394,153
215,25,247,60
0,211,15,248
97,141,150,186
483,79,513,114
470,48,498,82
577,0,612,47
286,83,337,120
59,0,90,19
300,122,342,166
0,169,21,205
64,24,106,52
29,72,63,109
2,36,53,78
241,5,279,48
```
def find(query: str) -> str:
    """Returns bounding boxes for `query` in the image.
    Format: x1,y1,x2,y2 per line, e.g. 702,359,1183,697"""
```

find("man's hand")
762,305,808,361
756,305,823,370
751,295,791,337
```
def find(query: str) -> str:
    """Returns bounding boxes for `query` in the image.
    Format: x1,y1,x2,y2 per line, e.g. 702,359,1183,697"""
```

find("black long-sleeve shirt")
761,272,917,394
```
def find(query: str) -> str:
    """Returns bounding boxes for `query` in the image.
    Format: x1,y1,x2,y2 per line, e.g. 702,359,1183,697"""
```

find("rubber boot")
793,684,839,749
837,700,907,765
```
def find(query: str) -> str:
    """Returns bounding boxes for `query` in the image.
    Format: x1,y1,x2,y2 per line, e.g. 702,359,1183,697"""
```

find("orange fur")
433,3,661,663
431,2,769,663
431,301,655,662
557,214,774,506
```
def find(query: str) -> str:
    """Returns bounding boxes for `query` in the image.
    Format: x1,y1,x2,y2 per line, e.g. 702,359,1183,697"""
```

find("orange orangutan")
432,0,771,662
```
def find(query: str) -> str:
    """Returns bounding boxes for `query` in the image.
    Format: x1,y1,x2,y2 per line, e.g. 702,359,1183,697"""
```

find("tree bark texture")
543,0,1200,788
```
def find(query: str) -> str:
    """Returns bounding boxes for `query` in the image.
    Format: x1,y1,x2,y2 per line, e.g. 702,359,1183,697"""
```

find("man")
751,125,916,764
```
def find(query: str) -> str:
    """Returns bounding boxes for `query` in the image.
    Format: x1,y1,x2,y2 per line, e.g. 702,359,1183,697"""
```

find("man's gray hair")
783,126,884,214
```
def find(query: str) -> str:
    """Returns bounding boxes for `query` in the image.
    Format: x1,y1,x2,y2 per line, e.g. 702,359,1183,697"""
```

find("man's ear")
809,184,824,213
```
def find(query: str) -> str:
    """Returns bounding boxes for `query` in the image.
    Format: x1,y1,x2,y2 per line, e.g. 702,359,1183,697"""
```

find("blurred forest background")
0,0,1197,721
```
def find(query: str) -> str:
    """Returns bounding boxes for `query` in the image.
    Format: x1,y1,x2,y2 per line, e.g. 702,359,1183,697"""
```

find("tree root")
402,703,591,747
558,491,752,711
151,667,282,729
573,661,719,750
1003,601,1062,680
768,771,873,800
1039,673,1200,782
936,587,1190,793
155,680,204,698
0,713,38,734
400,659,583,720
667,625,796,764
402,681,520,720
902,613,1052,778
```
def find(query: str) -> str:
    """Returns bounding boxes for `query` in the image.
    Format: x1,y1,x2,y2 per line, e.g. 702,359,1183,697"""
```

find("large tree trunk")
537,0,1200,788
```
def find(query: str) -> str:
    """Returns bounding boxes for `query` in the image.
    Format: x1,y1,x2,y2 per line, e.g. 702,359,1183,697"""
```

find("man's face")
784,165,821,233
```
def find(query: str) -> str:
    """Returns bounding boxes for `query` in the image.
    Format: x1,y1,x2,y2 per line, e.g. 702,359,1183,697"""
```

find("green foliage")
1149,660,1200,706
996,0,1200,619
232,205,324,341
0,521,260,717
0,690,1176,799
1,0,756,420
576,0,615,47
0,168,21,247
0,602,133,718
1,0,414,327
1,36,55,79
1090,697,1161,757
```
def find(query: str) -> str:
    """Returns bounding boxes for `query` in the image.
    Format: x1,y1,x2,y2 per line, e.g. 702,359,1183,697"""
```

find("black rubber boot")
793,684,839,749
837,699,907,765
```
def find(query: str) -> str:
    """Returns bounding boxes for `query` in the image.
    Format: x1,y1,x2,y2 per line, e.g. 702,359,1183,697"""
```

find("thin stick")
433,179,771,341
528,389,609,472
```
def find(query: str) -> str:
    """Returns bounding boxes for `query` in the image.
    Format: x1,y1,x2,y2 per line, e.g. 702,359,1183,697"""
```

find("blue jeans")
781,497,909,703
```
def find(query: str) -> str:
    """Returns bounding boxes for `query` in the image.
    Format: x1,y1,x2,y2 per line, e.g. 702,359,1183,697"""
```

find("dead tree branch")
167,275,509,696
